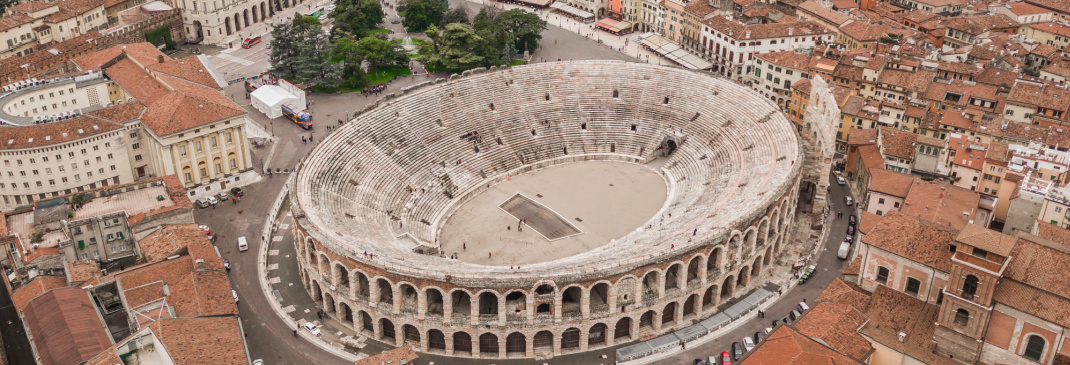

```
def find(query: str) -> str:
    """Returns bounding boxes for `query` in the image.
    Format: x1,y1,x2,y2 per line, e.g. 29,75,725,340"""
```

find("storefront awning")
595,18,633,33
550,2,595,21
637,33,714,70
516,0,552,7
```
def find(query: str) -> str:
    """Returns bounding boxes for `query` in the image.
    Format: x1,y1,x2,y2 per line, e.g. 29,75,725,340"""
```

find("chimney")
195,258,206,271
157,55,165,63
788,27,794,35
962,212,969,221
745,30,751,38
898,332,906,342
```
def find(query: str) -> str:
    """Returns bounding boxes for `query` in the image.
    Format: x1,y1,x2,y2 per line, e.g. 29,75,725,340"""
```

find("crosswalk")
208,49,271,77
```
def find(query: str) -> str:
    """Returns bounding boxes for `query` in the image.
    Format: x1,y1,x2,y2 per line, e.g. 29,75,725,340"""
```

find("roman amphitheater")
290,60,810,359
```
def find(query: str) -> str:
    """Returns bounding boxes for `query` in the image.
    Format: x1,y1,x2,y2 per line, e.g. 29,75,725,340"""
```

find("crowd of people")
361,83,388,97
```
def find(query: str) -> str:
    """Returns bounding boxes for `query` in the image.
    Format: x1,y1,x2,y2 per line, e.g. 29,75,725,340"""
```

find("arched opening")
751,257,762,277
260,2,266,20
876,267,890,285
243,10,249,27
426,288,444,316
317,256,329,277
360,311,373,333
589,323,607,348
340,302,353,324
686,256,701,287
535,284,554,295
590,283,609,314
537,303,551,315
641,271,659,301
639,310,655,335
661,302,676,325
737,266,751,288
905,277,921,297
707,247,723,278
250,7,257,22
561,328,581,351
682,294,698,319
403,324,420,345
322,292,335,316
504,291,526,320
356,272,370,298
613,90,619,98
614,317,632,340
721,275,735,300
233,14,241,31
225,18,232,35
533,331,553,356
479,292,499,316
664,139,678,156
453,332,473,355
192,21,203,40
562,287,582,318
954,309,970,326
1024,334,1046,362
962,275,978,299
379,319,396,344
703,285,718,308
759,219,770,247
506,332,526,355
335,264,349,289
311,280,322,301
479,333,499,355
764,246,773,267
428,329,446,351
377,279,392,305
399,284,418,312
452,290,472,318
744,229,756,255
664,264,681,291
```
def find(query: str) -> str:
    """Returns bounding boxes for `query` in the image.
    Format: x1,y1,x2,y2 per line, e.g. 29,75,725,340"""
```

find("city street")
182,1,858,364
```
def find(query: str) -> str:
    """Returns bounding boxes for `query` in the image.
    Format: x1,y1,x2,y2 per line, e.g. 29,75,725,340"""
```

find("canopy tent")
550,2,595,22
512,0,552,7
637,33,714,70
595,17,632,34
250,85,299,119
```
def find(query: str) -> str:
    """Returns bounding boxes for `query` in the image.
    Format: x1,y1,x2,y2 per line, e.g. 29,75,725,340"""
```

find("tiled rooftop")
900,179,982,231
71,185,174,220
862,211,957,272
138,224,210,263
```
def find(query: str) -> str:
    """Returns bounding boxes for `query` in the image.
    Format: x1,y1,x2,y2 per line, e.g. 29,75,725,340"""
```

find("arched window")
954,309,969,326
962,275,978,299
876,267,890,285
905,277,921,296
1023,335,1045,362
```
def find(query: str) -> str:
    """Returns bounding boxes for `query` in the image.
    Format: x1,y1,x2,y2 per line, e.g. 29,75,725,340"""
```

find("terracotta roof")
355,345,420,365
1003,234,1070,297
755,50,819,70
839,20,916,42
975,68,1018,88
863,210,957,272
1028,22,1070,38
880,127,918,160
815,277,872,309
705,16,832,39
848,128,878,145
115,249,235,317
1007,2,1049,15
1024,0,1070,13
1007,82,1070,111
139,224,211,263
947,133,988,168
1033,220,1070,247
798,1,849,26
9,1,55,12
858,144,885,172
64,260,99,284
150,317,248,364
877,68,935,90
685,1,718,16
147,56,227,89
71,43,168,72
22,286,113,365
1000,120,1048,143
993,278,1070,328
11,275,67,312
868,169,916,197
0,13,34,32
955,223,1016,255
843,255,862,275
859,286,958,365
900,179,982,231
741,325,863,365
925,80,1001,110
0,114,123,150
1040,57,1070,77
858,211,882,235
942,14,1019,35
793,301,872,361
86,100,145,123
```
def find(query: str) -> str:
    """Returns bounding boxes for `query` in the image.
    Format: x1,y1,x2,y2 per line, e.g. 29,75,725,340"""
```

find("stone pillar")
349,272,357,300
470,297,479,326
554,295,563,323
369,282,381,310
526,297,535,325
677,270,687,291
392,286,401,315
653,312,663,333
696,291,705,313
417,290,427,320
445,332,455,355
606,325,615,346
698,262,708,285
443,295,453,322
579,328,589,351
526,335,535,357
675,301,684,327
395,328,405,347
420,330,430,352
553,336,562,356
498,296,507,326
657,273,666,298
580,290,591,319
373,319,382,340
630,316,640,340
606,286,618,314
499,338,507,358
473,334,481,357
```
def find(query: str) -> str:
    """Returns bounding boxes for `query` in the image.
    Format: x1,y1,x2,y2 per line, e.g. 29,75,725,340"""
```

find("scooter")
224,259,231,272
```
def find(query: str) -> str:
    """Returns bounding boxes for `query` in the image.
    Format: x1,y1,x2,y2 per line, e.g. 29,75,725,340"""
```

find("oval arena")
290,61,804,359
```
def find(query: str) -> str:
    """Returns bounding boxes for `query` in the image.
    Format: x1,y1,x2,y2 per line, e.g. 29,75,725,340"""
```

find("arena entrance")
797,180,816,213
499,193,583,240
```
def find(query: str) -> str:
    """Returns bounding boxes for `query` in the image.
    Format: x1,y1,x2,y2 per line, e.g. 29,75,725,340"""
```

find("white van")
238,236,249,252
837,241,850,259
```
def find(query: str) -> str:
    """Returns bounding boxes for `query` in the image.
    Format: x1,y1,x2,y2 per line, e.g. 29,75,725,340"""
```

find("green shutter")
78,240,85,250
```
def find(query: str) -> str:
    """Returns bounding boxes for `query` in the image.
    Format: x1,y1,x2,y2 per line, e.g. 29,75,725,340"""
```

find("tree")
421,23,487,71
269,17,342,86
494,9,546,54
401,0,448,32
355,36,409,77
440,6,469,26
331,0,384,39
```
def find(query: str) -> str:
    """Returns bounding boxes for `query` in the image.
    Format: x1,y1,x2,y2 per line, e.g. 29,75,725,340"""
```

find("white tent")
250,85,298,119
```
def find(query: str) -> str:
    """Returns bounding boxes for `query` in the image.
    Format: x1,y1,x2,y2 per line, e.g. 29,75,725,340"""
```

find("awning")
595,17,632,33
550,2,595,21
516,0,551,6
637,33,714,70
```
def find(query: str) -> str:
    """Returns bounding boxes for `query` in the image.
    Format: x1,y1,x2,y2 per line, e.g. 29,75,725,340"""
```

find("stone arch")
764,246,774,267
533,331,553,356
561,286,582,318
702,284,718,308
744,228,757,255
721,275,735,300
323,291,335,313
250,6,258,22
311,279,322,301
662,302,677,325
451,289,473,317
379,318,396,344
533,281,557,295
561,327,581,351
225,17,232,35
359,310,373,333
770,208,781,235
641,270,660,301
317,253,330,276
506,332,526,355
333,262,349,288
590,282,610,314
752,256,763,277
758,218,770,247
233,13,241,31
242,10,249,27
664,263,682,291
479,333,499,355
682,294,698,319
260,2,266,20
355,271,370,298
453,331,473,355
428,329,446,351
639,310,655,334
402,324,420,345
707,247,723,278
398,283,418,312
589,323,608,348
478,291,500,316
686,255,702,286
614,317,632,340
425,287,445,316
339,302,353,325
738,266,751,288
614,275,638,310
729,232,742,251
376,278,393,305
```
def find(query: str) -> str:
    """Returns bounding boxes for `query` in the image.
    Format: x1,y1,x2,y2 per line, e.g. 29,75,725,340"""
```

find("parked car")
206,196,219,205
719,351,732,365
764,327,773,335
731,342,743,361
798,301,810,312
304,322,321,336
232,290,238,303
238,236,249,252
252,360,263,365
771,319,781,327
847,225,856,236
782,316,793,325
230,187,245,197
849,215,857,226
789,309,801,321
836,176,846,185
694,359,704,365
742,337,755,352
845,196,854,206
753,331,764,343
845,234,854,243
838,241,851,259
195,198,210,209
216,191,229,201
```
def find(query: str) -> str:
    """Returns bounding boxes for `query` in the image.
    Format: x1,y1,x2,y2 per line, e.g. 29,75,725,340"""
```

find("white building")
700,16,834,79
177,0,323,46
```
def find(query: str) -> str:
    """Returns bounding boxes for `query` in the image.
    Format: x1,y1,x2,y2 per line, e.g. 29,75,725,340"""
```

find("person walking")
463,242,466,250
489,252,492,259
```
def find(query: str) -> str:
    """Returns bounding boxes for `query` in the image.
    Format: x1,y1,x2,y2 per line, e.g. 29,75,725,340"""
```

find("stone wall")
98,9,185,49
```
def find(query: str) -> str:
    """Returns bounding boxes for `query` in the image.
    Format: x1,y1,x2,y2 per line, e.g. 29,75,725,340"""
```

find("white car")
206,196,219,205
844,196,853,206
304,322,321,336
199,225,210,234
232,290,239,303
252,360,264,365
742,336,756,352
836,176,846,185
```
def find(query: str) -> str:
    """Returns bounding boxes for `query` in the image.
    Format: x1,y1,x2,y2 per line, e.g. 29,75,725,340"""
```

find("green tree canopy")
440,6,469,26
331,0,384,39
494,9,546,54
355,36,410,77
269,17,342,86
401,0,448,32
420,23,487,71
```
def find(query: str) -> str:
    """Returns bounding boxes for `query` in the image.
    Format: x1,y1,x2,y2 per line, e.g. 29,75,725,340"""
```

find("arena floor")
438,161,668,266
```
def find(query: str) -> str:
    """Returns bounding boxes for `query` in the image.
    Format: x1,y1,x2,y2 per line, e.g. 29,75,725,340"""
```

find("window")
132,143,140,149
878,198,885,204
179,145,187,156
876,267,889,284
135,155,142,161
954,309,969,326
1024,335,1045,362
210,136,217,148
905,277,921,296
962,275,978,299
970,248,988,259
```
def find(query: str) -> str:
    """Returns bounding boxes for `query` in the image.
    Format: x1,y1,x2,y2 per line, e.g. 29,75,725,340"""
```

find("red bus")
242,36,262,49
